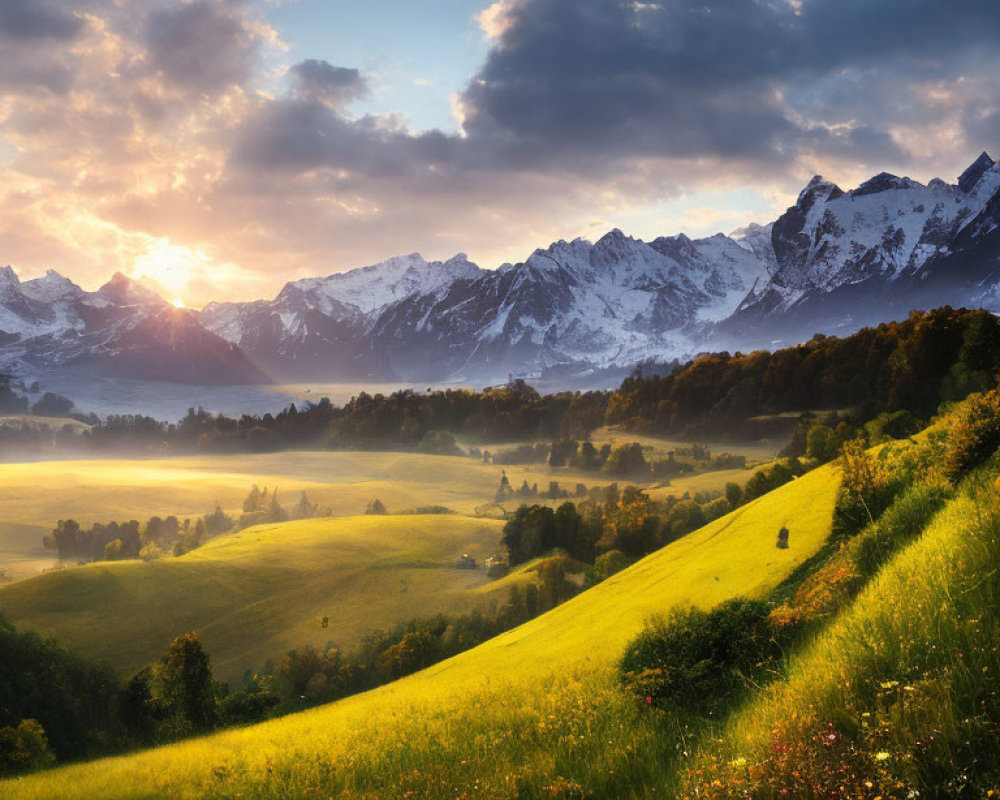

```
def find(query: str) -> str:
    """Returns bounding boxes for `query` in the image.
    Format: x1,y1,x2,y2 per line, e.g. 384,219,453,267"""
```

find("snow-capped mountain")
713,151,1000,349
2,152,999,388
0,270,266,385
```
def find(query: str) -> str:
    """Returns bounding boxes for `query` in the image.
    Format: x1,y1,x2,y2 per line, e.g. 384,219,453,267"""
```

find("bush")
592,549,629,583
864,409,922,444
834,440,904,537
416,430,462,456
365,498,387,515
0,719,55,776
742,462,794,503
619,598,781,716
943,389,1000,482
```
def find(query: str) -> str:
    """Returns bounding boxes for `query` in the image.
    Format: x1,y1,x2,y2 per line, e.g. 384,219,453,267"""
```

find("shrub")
943,389,1000,482
593,549,629,582
619,598,780,716
864,409,922,444
742,462,794,503
833,439,903,537
416,430,462,456
0,719,55,776
365,498,387,515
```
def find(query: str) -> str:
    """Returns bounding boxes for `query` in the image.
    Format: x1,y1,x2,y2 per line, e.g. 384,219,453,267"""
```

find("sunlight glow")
130,238,214,300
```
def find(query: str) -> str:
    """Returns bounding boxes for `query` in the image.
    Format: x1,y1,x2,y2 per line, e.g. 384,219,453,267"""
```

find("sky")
0,0,998,307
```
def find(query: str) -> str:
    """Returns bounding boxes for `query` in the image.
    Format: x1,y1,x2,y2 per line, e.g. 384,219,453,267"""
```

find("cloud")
0,0,84,40
0,0,999,306
289,60,368,108
457,0,1000,168
145,0,268,95
476,0,521,39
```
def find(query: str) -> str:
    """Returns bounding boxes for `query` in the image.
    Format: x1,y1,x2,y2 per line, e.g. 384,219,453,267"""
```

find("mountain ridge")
1,152,998,386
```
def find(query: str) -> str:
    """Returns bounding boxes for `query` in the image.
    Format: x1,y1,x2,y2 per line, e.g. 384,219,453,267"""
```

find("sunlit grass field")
1,462,840,799
0,513,508,680
0,443,769,582
0,450,603,581
678,472,1000,797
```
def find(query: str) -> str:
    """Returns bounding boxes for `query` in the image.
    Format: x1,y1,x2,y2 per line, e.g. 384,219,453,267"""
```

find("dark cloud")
963,107,1000,156
459,0,1000,166
231,96,461,178
289,60,368,108
0,0,84,40
145,0,262,95
0,58,76,94
230,0,1000,182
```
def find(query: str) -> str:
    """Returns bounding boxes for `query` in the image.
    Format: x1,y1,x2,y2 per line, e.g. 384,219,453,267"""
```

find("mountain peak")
852,172,917,197
0,265,19,290
21,269,81,303
797,175,843,210
98,272,166,307
958,151,996,193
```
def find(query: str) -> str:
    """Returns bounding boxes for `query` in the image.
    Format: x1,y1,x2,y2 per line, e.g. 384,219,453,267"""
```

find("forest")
1,307,997,460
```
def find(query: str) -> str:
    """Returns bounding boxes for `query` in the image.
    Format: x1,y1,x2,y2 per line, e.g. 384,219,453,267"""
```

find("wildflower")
729,757,747,768
646,695,652,704
875,751,891,761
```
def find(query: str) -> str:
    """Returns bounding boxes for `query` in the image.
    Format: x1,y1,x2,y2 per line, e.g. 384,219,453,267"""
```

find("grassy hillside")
0,446,766,581
0,451,587,581
681,473,1000,798
1,462,840,799
0,514,505,680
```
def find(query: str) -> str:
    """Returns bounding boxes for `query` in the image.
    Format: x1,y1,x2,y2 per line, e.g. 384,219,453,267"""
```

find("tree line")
4,307,1000,460
43,487,326,563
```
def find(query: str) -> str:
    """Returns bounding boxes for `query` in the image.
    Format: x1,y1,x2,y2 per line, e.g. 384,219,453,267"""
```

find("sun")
171,297,186,309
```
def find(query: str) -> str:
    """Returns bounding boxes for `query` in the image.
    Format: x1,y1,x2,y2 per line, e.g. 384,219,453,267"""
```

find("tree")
203,503,232,535
375,631,438,681
592,549,629,583
0,719,55,776
103,539,123,560
160,633,216,731
291,492,318,520
366,498,387,515
724,482,743,508
548,438,578,467
31,392,74,418
603,443,649,477
495,470,514,502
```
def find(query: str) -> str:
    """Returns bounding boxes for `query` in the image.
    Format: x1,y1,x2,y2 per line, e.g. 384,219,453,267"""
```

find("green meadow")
0,461,840,799
0,513,507,680
0,450,625,581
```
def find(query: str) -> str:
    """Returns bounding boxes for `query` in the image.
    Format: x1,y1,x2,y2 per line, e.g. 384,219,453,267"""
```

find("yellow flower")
874,751,890,761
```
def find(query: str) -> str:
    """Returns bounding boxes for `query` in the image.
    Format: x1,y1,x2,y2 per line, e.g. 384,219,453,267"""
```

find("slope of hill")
0,449,627,582
0,462,840,799
682,476,1000,797
0,514,505,681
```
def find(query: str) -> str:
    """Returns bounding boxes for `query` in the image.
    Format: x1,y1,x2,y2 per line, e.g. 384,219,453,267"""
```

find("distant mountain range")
1,152,999,388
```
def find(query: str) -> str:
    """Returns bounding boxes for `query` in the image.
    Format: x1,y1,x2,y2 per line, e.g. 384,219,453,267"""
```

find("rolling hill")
0,514,506,680
0,449,632,582
0,459,840,799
